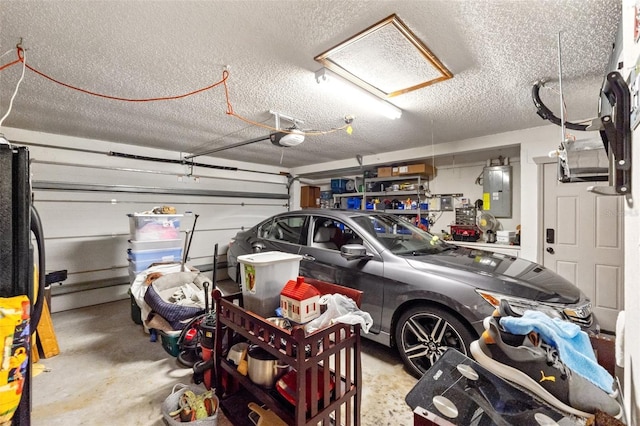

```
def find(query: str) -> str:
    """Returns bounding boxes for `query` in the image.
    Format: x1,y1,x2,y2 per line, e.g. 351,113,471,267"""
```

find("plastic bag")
304,293,372,335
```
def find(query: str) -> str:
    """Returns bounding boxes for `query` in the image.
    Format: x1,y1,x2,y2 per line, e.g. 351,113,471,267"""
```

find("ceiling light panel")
315,68,402,119
315,14,452,99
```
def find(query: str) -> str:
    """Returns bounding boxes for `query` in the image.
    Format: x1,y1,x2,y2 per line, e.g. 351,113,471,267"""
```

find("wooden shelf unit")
213,281,362,426
301,185,320,208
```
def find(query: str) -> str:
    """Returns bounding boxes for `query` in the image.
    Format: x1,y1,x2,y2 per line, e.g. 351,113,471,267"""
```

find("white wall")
305,125,640,417
2,127,291,312
293,124,561,262
622,1,640,421
3,123,592,312
518,126,566,260
427,159,521,236
5,123,561,314
305,157,522,239
9,112,636,418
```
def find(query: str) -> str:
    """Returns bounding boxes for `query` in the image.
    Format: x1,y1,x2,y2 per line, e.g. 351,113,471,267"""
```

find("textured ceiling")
0,1,621,169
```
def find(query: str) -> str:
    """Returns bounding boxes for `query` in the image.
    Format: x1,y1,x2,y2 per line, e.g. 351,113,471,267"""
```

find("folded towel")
500,310,613,394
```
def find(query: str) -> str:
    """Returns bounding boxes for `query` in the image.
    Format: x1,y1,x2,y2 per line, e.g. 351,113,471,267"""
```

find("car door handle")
546,247,555,255
302,254,315,262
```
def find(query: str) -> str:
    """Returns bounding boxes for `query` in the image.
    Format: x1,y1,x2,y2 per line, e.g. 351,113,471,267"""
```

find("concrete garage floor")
32,297,418,425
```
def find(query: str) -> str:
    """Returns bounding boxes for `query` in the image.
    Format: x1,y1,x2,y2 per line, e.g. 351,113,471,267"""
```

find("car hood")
404,246,581,304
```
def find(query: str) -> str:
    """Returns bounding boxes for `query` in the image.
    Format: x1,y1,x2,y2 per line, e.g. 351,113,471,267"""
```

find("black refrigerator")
0,141,46,425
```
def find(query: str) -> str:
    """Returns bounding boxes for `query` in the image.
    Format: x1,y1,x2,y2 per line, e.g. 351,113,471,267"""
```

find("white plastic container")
128,214,182,241
237,251,303,318
128,247,182,273
128,238,182,251
127,247,183,264
496,230,516,244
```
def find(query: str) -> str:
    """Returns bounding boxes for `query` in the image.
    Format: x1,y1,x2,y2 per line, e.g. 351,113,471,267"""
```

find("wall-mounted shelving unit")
334,174,428,218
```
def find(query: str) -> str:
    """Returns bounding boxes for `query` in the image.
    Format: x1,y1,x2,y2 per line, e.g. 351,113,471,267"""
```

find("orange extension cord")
0,47,349,136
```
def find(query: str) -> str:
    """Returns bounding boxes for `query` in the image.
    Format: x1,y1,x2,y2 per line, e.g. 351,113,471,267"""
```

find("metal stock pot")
247,345,289,388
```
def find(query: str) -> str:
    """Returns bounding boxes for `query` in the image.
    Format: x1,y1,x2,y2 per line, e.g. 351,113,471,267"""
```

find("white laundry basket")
161,383,218,426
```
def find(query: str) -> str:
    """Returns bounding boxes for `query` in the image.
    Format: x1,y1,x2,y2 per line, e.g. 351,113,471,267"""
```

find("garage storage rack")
213,279,362,426
334,175,430,227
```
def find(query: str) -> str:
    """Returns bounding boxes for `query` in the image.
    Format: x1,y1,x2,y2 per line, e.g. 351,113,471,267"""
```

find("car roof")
285,208,388,217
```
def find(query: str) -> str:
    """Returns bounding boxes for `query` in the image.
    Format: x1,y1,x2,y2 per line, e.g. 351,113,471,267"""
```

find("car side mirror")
341,244,372,260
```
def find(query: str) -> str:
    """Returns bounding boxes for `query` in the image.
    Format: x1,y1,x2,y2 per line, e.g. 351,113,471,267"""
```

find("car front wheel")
395,305,476,378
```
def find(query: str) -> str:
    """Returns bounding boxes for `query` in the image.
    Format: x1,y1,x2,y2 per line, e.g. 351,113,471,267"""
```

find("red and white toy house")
280,276,321,323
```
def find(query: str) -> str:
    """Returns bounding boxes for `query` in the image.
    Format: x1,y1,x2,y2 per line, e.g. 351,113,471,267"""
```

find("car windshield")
350,214,453,255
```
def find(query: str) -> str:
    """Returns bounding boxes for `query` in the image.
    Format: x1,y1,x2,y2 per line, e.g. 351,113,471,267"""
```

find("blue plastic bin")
128,247,183,272
346,197,361,210
331,179,349,194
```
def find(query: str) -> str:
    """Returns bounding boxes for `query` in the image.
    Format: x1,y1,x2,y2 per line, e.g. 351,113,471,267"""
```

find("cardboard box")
301,186,320,208
590,333,616,377
392,163,436,177
377,167,392,177
496,230,516,244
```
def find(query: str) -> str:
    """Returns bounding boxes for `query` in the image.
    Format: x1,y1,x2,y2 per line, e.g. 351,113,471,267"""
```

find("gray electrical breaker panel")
482,165,512,217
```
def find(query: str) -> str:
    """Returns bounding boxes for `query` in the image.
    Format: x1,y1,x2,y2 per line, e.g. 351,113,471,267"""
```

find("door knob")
546,247,555,254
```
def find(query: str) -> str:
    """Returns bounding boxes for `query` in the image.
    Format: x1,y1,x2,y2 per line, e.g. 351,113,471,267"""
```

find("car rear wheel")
395,305,475,378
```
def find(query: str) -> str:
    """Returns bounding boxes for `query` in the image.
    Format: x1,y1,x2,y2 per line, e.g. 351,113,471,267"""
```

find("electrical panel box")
440,195,453,211
482,165,512,218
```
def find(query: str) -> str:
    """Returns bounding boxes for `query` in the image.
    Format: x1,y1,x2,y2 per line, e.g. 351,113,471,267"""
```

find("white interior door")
542,162,624,332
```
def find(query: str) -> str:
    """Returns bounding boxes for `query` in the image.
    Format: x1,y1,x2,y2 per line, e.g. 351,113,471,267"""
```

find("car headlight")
476,290,565,320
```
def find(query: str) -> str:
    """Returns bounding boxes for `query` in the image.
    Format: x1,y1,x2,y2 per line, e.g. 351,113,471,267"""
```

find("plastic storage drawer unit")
128,247,183,273
128,247,182,263
128,214,182,241
128,238,182,251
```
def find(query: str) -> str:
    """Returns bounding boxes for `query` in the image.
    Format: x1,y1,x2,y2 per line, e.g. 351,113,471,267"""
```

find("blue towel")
500,310,613,394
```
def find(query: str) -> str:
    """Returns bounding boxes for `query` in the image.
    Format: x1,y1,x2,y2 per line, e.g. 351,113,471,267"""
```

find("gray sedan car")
227,209,598,377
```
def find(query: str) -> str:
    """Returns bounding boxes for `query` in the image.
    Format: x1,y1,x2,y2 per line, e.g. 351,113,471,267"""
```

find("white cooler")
237,251,303,318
